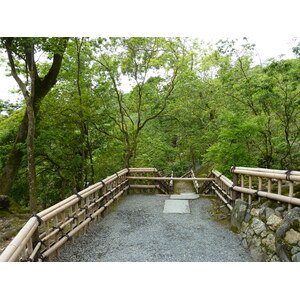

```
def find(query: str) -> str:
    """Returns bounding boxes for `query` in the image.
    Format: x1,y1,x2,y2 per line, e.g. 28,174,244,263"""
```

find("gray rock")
258,207,266,220
237,233,243,241
267,214,283,231
284,229,300,244
251,217,266,235
240,232,246,239
292,253,300,262
275,207,285,213
269,255,280,262
276,208,300,239
274,210,282,218
231,200,248,230
262,234,276,252
241,221,249,232
250,208,260,217
241,238,248,248
244,211,252,222
291,246,300,255
246,228,254,240
266,208,275,219
261,230,268,238
275,242,290,262
249,236,265,261
275,207,300,262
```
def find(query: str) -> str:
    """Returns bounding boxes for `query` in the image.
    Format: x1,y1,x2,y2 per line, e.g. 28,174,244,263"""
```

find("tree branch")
5,38,29,99
138,66,179,132
37,38,69,100
91,121,123,142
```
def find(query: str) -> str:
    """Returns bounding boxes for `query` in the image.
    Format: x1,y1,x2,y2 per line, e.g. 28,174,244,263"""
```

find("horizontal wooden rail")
234,166,300,176
232,168,300,182
208,166,300,211
128,168,158,173
126,176,214,181
129,184,159,189
232,185,300,205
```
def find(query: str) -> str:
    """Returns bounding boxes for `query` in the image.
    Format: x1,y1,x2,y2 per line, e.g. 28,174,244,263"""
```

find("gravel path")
57,194,253,262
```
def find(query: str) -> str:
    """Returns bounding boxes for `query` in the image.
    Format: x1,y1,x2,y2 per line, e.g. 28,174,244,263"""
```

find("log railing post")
288,181,294,210
231,166,238,203
248,176,252,204
241,175,244,201
258,177,262,201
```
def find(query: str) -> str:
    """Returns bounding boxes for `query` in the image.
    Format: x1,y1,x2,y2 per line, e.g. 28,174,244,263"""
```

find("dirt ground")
173,180,196,194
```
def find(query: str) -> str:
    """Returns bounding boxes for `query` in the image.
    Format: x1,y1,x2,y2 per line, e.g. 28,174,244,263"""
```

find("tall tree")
0,38,68,211
93,37,188,167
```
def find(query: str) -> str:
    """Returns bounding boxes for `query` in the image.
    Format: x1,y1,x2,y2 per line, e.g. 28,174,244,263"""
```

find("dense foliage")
0,37,299,209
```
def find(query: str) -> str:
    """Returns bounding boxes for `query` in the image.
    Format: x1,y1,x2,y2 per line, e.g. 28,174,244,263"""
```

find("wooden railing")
179,169,200,193
7,165,295,262
206,166,300,211
127,168,170,194
208,170,234,210
190,169,200,193
0,169,130,262
0,168,165,262
231,166,300,208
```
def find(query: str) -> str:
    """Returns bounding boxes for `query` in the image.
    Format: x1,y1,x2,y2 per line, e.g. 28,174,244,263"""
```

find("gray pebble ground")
57,194,253,262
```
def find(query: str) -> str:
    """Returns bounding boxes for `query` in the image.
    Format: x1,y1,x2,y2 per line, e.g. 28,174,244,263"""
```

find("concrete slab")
163,200,190,214
170,193,199,200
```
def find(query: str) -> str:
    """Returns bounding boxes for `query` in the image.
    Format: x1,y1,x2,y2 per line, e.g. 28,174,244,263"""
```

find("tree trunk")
86,126,95,184
26,95,37,213
75,37,88,189
0,37,68,197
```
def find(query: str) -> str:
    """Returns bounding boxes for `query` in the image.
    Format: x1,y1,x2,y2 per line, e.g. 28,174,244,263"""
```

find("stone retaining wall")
231,199,300,262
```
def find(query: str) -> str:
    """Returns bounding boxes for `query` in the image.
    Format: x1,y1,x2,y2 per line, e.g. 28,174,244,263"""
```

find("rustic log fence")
204,166,300,211
3,165,297,262
128,168,170,194
0,167,213,262
0,168,161,262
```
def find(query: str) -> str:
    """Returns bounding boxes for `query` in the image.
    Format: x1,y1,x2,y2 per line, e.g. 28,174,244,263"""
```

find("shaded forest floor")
0,213,30,255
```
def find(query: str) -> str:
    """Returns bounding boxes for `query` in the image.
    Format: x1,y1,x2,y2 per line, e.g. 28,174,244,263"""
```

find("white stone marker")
163,200,190,214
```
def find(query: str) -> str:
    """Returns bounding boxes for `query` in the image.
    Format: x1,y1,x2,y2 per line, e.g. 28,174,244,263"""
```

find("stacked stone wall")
231,199,300,262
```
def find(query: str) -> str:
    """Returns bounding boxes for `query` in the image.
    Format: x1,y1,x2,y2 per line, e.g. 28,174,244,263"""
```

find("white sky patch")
0,63,22,104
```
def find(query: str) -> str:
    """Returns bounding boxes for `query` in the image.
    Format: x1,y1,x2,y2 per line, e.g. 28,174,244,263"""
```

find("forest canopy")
0,37,299,210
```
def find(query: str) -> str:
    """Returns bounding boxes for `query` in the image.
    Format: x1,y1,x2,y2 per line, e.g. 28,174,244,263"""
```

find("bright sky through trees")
0,0,299,102
0,37,298,103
